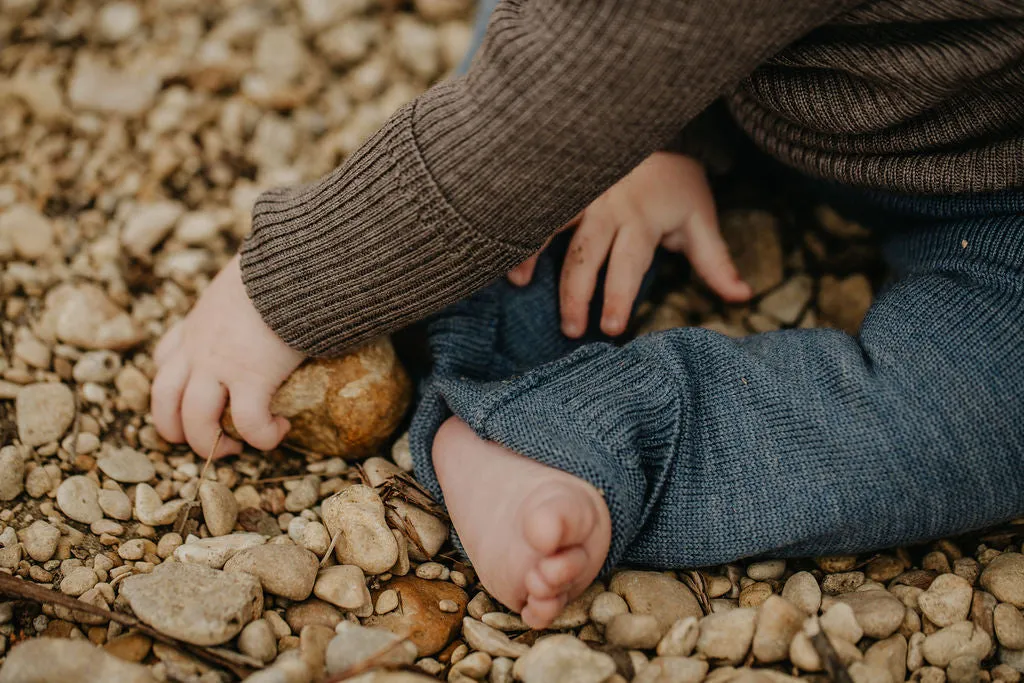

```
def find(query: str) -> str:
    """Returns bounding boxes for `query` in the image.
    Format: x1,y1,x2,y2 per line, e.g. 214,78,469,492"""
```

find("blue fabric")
409,1,1024,571
408,190,1024,572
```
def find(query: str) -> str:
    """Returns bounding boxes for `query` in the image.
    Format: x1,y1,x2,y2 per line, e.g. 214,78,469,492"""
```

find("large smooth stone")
118,562,263,646
223,338,410,458
363,575,467,656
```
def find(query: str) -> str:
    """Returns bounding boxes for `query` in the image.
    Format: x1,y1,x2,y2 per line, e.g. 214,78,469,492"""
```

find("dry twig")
0,572,255,679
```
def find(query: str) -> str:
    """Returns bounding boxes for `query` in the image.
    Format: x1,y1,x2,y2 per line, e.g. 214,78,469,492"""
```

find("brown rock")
104,633,153,663
720,209,784,297
285,599,343,632
223,338,411,458
818,274,873,336
363,575,467,656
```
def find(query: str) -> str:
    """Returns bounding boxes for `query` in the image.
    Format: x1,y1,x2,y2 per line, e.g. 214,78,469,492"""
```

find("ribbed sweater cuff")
240,104,535,357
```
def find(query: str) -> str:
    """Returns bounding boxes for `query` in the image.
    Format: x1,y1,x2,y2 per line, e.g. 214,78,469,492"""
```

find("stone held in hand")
222,337,411,459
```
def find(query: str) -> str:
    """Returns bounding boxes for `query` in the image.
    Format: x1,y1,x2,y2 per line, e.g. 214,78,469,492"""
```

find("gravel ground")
1,1,1022,682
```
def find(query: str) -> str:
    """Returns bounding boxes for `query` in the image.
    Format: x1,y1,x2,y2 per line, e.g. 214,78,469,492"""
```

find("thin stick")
0,573,255,679
320,527,343,568
174,428,223,537
807,620,854,683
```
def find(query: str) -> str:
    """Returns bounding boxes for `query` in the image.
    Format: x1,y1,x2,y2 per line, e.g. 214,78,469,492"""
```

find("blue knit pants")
408,191,1024,571
408,2,1024,571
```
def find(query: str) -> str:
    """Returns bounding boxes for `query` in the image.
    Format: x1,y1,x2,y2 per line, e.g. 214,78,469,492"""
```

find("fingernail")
562,322,581,337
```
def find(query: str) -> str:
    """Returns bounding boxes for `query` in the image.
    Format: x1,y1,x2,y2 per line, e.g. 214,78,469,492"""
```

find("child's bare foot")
432,417,611,629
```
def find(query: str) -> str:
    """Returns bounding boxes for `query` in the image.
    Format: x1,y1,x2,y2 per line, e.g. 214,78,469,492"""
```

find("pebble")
21,520,60,562
747,560,787,582
820,603,864,644
818,274,873,335
133,483,188,526
315,564,371,610
103,632,153,663
720,210,784,296
0,637,157,683
238,619,278,664
865,634,908,683
0,446,26,501
114,367,150,412
995,604,1024,650
301,520,331,555
822,571,865,595
590,591,629,626
56,475,103,524
922,622,993,668
118,562,263,646
324,622,417,675
172,533,264,568
605,613,663,649
634,656,709,683
753,596,805,663
0,204,54,260
364,575,467,656
981,554,1024,608
321,485,398,574
40,283,145,351
60,567,99,596
451,651,492,679
739,582,774,608
96,1,141,42
286,599,343,632
947,655,983,683
462,617,530,658
391,499,449,560
223,543,319,600
24,465,52,498
697,608,757,665
783,571,822,615
918,573,974,628
121,201,185,258
16,382,76,447
97,489,132,520
610,571,703,634
283,478,318,514
758,276,813,325
513,634,617,683
72,351,122,384
199,480,238,536
97,448,155,483
376,589,399,614
835,590,905,639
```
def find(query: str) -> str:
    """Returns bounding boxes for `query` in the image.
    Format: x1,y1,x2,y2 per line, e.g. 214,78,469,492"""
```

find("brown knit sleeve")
661,101,741,175
241,0,863,357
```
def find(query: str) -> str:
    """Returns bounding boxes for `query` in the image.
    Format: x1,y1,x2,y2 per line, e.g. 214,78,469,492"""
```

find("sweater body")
241,0,1024,357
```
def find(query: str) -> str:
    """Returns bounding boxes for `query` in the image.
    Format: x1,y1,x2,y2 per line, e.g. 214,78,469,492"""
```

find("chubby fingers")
181,376,242,458
559,214,617,338
670,214,752,303
227,382,290,452
508,253,541,287
601,224,659,336
151,355,190,444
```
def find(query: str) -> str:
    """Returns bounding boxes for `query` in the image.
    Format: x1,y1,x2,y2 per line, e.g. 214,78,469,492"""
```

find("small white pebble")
439,599,459,613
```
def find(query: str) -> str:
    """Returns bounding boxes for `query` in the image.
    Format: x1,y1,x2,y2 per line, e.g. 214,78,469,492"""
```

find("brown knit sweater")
241,0,1024,357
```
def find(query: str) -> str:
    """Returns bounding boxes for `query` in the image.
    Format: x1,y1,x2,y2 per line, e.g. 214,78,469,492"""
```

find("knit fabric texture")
239,0,1024,358
408,189,1024,571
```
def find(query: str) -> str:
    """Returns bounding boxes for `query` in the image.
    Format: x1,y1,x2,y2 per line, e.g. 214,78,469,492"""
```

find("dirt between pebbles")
0,1,1022,683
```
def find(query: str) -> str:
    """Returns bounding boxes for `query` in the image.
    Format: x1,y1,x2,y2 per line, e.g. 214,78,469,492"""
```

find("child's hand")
151,254,304,457
508,152,751,338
